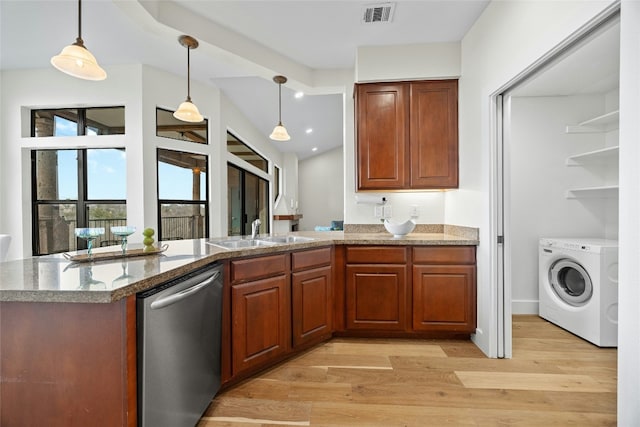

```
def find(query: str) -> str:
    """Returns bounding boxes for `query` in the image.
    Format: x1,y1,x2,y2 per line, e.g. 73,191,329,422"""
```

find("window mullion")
77,150,88,248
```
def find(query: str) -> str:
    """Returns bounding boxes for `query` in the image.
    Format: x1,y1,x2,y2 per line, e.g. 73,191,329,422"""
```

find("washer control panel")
539,238,617,254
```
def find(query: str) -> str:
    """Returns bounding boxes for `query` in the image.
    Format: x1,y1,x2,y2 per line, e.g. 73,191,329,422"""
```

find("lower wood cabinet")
342,245,476,335
345,246,409,332
228,248,334,379
412,246,477,333
0,298,137,427
231,275,289,375
230,254,290,377
345,264,408,331
292,265,332,347
413,264,476,332
291,247,333,348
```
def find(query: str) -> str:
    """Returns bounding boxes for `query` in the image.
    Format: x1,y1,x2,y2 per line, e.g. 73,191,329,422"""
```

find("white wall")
509,95,616,314
298,147,344,231
451,0,618,357
356,43,461,82
0,65,143,260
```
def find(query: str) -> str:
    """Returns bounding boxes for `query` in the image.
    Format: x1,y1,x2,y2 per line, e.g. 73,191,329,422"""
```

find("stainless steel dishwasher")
137,263,223,427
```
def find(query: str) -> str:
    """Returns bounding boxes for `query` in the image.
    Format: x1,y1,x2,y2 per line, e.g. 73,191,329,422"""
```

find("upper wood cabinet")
355,79,458,190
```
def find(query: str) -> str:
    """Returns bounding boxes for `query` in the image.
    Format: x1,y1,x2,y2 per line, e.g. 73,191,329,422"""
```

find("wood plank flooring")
198,316,617,426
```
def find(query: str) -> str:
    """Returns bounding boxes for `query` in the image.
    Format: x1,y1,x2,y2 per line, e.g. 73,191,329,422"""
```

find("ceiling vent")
361,3,396,24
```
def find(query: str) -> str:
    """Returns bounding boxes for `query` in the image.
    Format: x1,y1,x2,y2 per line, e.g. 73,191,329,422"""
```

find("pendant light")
173,35,204,123
269,75,291,141
50,0,106,81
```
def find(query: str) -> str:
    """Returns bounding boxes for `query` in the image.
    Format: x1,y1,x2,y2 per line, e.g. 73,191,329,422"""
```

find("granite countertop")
0,226,478,304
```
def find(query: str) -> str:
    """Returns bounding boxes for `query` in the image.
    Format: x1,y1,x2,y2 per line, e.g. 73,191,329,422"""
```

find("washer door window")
549,258,593,306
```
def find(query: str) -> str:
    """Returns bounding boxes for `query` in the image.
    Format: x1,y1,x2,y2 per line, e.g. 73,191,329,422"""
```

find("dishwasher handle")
150,271,220,310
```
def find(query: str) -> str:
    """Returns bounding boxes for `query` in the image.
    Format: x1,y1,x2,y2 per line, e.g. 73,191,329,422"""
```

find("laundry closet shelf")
565,110,619,133
565,185,619,199
566,146,619,166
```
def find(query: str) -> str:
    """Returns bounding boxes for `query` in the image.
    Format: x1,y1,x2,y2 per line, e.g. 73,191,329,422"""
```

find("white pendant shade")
51,43,106,81
173,100,204,123
270,123,291,141
269,75,290,141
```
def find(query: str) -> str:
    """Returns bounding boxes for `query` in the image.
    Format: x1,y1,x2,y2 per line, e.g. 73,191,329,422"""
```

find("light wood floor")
198,316,617,426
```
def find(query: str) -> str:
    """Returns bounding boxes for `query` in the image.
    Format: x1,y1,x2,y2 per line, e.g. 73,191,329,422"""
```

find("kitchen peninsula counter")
0,227,478,304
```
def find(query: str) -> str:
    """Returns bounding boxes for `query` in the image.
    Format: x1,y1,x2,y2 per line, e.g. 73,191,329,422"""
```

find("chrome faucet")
251,219,261,239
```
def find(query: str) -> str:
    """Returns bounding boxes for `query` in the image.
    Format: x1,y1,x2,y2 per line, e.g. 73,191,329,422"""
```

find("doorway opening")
493,9,620,358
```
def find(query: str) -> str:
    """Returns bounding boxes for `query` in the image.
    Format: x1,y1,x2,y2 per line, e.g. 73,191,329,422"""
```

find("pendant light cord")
278,81,282,125
186,44,192,102
75,0,84,46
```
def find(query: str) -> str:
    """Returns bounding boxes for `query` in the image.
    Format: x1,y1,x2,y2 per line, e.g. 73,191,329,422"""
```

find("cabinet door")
412,265,476,332
345,264,408,331
410,80,458,188
292,265,332,348
231,275,289,375
356,83,408,190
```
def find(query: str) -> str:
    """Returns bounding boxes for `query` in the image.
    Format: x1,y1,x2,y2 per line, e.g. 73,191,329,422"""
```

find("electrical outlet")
410,205,419,218
383,204,392,218
374,205,383,218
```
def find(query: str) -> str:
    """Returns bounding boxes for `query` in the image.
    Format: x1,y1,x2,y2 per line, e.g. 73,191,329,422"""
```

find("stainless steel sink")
257,235,316,244
206,238,278,250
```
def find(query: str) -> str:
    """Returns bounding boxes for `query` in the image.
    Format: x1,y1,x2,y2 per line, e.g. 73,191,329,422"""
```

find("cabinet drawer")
412,246,475,265
292,247,332,271
231,254,288,283
346,246,407,264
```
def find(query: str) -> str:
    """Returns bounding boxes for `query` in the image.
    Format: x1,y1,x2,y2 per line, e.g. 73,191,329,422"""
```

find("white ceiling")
0,0,491,159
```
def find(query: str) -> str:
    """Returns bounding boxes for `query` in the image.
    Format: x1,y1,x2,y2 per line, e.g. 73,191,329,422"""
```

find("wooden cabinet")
355,82,408,190
291,247,333,348
0,298,137,427
345,246,409,331
355,79,458,190
342,245,476,335
412,246,476,333
230,254,290,376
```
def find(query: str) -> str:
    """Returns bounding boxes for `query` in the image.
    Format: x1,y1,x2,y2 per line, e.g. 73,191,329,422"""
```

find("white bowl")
383,219,416,238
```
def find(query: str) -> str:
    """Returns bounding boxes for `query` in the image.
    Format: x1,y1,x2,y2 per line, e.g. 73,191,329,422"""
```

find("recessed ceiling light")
295,91,304,99
312,147,318,152
305,128,313,134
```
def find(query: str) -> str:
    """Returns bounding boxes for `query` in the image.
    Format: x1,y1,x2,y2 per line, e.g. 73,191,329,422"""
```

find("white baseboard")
512,300,539,315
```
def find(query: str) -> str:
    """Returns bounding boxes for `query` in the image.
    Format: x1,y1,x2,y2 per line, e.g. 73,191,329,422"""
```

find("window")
273,164,282,203
31,149,127,255
226,131,268,172
156,107,208,144
31,107,125,137
157,148,208,240
227,164,269,236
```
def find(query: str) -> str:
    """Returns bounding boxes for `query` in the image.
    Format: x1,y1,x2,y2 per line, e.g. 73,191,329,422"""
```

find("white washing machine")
538,238,618,347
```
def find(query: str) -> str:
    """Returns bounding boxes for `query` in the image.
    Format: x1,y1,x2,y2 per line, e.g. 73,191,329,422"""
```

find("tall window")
227,164,269,236
157,148,208,241
31,149,127,255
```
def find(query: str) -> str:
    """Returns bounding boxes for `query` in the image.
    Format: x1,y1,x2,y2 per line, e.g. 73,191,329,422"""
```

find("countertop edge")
1,233,479,304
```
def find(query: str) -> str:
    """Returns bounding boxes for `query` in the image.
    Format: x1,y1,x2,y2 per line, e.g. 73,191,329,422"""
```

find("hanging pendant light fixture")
174,35,204,123
50,0,106,81
269,75,291,141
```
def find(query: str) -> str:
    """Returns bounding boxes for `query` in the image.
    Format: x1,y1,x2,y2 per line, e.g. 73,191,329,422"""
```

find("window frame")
30,106,125,137
155,107,209,145
30,148,127,255
156,148,210,241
